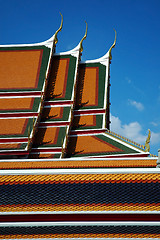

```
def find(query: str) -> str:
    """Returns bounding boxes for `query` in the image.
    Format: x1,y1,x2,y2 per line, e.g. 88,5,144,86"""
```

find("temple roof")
0,16,155,162
0,16,159,239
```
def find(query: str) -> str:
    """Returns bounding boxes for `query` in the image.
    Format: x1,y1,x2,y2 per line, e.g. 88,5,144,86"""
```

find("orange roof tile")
0,50,43,90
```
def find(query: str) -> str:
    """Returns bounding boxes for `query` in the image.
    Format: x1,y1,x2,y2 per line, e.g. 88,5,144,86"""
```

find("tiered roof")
0,16,155,162
29,44,81,158
0,35,54,158
0,14,159,239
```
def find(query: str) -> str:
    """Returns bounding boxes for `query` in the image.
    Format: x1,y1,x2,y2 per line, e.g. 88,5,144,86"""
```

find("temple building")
0,14,160,239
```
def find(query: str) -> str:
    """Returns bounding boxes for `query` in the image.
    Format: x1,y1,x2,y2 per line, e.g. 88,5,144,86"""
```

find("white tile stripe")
0,221,160,227
0,168,160,175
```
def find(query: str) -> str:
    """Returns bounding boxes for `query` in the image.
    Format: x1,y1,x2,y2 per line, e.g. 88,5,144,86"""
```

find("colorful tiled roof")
1,168,160,214
0,16,159,239
0,19,151,160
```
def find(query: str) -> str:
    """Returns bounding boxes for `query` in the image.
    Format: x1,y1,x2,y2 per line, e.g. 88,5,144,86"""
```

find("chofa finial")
54,12,63,45
145,129,151,152
109,29,117,60
79,21,88,53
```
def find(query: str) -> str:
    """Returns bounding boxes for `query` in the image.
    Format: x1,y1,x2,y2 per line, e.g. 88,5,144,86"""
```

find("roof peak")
54,12,63,46
79,21,88,53
109,29,117,60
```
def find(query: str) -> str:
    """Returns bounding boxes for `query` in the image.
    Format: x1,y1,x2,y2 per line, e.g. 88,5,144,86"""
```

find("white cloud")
110,115,146,144
150,121,159,127
110,115,160,147
128,99,144,111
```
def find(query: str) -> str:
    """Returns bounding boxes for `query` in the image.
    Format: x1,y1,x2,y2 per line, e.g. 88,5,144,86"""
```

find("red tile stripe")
0,138,28,143
0,91,42,97
0,113,38,118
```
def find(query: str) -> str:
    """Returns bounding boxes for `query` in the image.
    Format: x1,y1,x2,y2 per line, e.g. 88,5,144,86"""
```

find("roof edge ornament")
109,29,117,60
54,12,63,45
79,21,88,53
145,129,151,152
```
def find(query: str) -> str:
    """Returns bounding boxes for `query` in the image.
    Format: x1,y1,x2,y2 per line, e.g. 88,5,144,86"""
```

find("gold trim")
145,129,151,152
54,12,63,45
79,21,88,53
109,29,116,60
106,129,146,151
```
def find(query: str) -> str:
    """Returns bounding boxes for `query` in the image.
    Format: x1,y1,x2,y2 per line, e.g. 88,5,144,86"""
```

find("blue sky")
1,0,160,155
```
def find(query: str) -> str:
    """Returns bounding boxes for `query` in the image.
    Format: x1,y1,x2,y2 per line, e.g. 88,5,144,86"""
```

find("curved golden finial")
109,29,117,60
54,12,63,45
145,129,151,152
79,21,88,53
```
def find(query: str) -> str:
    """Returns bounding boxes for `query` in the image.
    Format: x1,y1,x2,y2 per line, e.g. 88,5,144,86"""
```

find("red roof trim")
0,138,28,143
0,112,38,118
1,214,160,223
0,91,42,97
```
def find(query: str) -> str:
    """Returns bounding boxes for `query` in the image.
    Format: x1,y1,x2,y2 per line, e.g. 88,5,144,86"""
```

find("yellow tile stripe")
0,159,157,169
0,173,160,185
0,233,160,239
1,203,160,212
